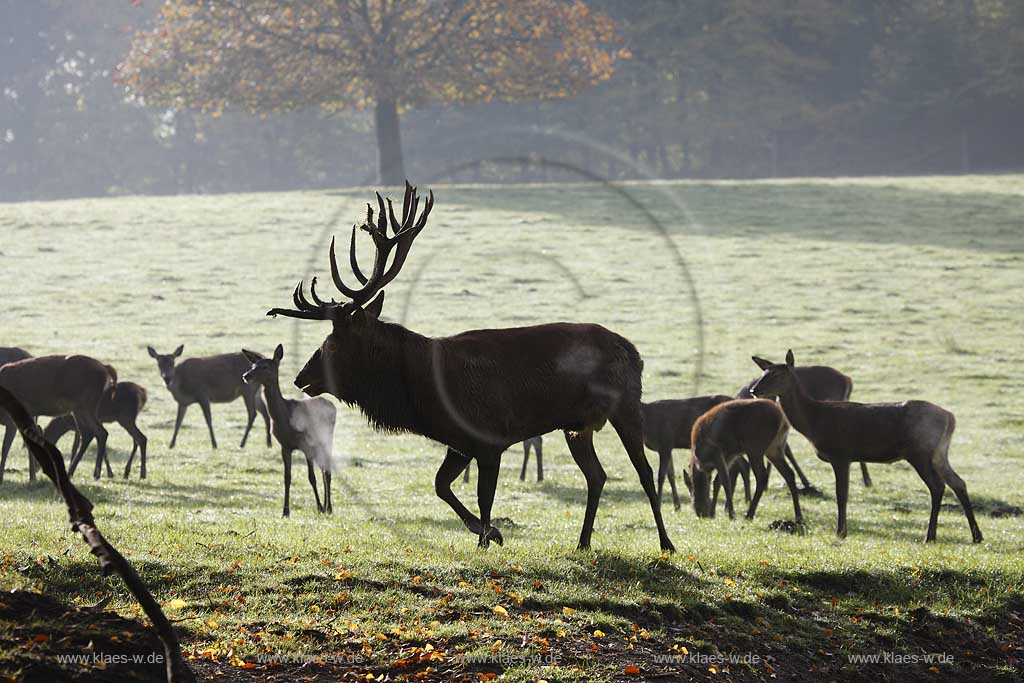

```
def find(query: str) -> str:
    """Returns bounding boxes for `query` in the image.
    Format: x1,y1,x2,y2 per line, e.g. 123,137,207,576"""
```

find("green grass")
1,176,1022,681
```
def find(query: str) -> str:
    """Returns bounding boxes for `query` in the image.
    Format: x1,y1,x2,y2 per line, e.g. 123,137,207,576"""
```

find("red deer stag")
750,350,982,543
0,355,111,482
739,361,872,489
689,398,801,524
146,346,270,450
267,182,675,552
242,345,337,517
45,377,149,479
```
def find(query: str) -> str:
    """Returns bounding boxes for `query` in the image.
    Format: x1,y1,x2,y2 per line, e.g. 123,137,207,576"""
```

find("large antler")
268,181,433,320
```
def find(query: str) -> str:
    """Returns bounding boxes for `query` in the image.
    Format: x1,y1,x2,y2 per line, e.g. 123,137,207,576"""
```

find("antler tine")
375,192,388,236
309,276,336,307
348,226,368,285
265,280,333,321
372,188,433,292
329,235,367,300
292,281,317,311
267,307,331,320
401,181,414,225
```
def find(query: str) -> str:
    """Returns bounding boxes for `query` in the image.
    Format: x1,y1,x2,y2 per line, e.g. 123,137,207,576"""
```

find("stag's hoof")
972,531,983,544
660,539,677,554
282,509,290,518
478,526,503,548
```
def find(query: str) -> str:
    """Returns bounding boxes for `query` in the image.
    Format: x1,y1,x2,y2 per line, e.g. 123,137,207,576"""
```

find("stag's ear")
785,349,795,367
173,344,184,358
751,356,773,370
147,346,158,359
273,344,284,363
363,291,385,320
241,349,261,364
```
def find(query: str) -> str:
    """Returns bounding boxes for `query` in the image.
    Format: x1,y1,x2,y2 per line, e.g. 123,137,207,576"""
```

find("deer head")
242,344,284,387
147,345,184,387
267,181,433,400
749,350,796,398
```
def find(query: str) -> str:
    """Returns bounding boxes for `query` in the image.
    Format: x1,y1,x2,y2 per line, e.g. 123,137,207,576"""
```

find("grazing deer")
461,436,545,483
0,355,112,482
739,361,872,489
146,346,270,450
267,182,674,552
242,345,336,517
750,351,982,543
45,379,149,479
689,398,801,525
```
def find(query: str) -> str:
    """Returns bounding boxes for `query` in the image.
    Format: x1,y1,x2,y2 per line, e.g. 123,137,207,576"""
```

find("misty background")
2,0,1023,203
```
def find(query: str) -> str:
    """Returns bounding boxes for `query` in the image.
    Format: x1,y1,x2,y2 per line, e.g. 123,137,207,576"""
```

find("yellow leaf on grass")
562,607,576,616
166,599,187,610
593,630,606,637
493,605,509,617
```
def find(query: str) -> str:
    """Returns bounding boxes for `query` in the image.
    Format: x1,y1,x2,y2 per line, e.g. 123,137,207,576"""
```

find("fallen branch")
0,387,194,683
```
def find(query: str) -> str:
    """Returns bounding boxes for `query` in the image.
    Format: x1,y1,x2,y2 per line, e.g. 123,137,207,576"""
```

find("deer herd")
0,182,983,551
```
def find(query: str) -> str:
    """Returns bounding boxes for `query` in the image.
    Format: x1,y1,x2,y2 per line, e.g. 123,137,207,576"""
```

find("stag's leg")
535,437,543,482
860,462,873,487
564,429,606,550
610,409,676,553
767,446,803,524
784,443,813,490
198,399,217,449
306,458,324,513
435,448,495,541
745,455,771,520
169,403,187,449
520,440,530,481
0,425,15,484
831,457,851,538
239,393,257,449
281,448,293,517
475,453,504,548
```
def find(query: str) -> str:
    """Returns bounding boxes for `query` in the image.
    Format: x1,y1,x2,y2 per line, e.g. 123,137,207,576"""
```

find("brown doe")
266,182,675,552
750,350,982,543
689,398,801,524
739,360,872,489
242,345,337,517
0,354,112,482
146,346,270,450
45,377,149,479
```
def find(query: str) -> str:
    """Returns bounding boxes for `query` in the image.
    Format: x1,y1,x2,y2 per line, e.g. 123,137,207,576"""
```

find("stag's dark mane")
343,319,432,436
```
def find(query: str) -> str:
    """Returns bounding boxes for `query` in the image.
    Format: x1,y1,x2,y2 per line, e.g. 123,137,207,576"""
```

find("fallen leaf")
493,605,509,617
624,665,641,675
562,607,576,616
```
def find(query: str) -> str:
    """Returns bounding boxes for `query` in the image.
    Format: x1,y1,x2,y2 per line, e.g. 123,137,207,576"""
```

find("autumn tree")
118,0,620,185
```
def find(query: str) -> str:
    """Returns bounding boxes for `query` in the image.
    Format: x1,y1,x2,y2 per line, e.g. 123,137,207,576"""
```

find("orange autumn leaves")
118,0,623,114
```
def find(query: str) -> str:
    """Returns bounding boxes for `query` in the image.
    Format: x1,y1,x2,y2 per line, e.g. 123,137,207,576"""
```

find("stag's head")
241,345,283,387
267,182,433,401
749,350,797,399
147,345,183,387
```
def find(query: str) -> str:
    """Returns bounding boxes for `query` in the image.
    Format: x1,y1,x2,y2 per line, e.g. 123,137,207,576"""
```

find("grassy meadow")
0,176,1022,681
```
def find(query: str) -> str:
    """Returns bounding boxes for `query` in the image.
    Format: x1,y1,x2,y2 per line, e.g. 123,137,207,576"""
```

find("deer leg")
198,399,217,449
519,440,530,481
0,425,15,484
768,447,803,524
911,459,945,543
323,470,332,514
535,437,543,482
281,448,293,517
306,458,324,513
745,455,771,520
711,470,721,519
665,452,682,511
611,409,675,553
715,453,736,520
564,429,606,551
169,403,187,449
735,457,752,504
239,393,257,449
257,396,272,448
435,448,488,539
931,448,983,543
831,457,850,539
91,420,109,481
860,462,873,488
123,420,147,479
784,443,813,490
475,453,503,548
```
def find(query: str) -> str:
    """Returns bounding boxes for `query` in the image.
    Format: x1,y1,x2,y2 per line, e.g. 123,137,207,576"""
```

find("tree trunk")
374,97,406,186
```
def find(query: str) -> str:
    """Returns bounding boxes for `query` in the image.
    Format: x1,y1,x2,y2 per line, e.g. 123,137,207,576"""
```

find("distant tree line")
2,0,1022,201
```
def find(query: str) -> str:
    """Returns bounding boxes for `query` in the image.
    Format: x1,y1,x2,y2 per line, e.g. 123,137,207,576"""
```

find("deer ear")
273,344,284,363
785,349,795,367
147,346,158,359
173,345,184,358
363,291,385,320
241,349,261,364
751,356,773,371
